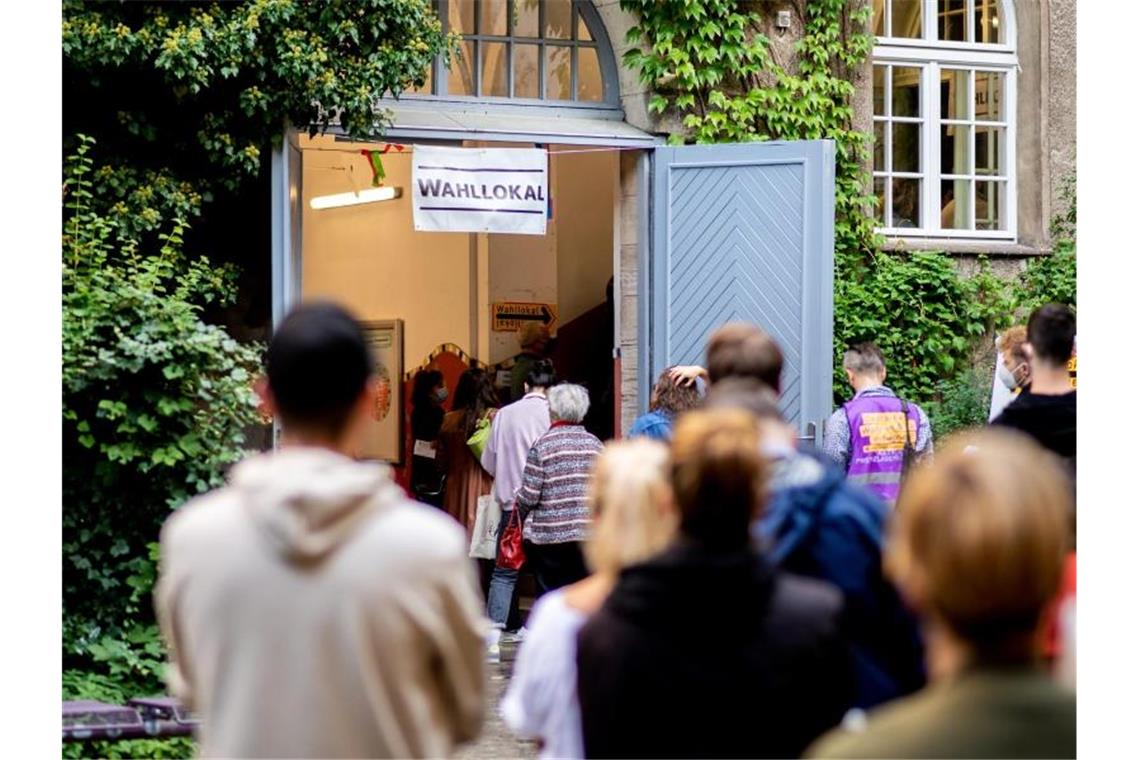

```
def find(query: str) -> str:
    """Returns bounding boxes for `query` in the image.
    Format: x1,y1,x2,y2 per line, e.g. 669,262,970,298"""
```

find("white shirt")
500,589,587,759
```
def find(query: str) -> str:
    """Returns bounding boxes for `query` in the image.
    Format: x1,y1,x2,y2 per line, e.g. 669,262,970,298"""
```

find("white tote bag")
468,495,501,559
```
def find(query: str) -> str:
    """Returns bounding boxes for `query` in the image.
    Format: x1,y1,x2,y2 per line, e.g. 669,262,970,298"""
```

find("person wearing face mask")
991,304,1076,484
997,325,1032,391
411,369,449,507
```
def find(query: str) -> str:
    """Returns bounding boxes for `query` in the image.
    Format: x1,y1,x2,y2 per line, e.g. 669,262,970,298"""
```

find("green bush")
833,251,1014,405
63,136,263,744
926,364,997,441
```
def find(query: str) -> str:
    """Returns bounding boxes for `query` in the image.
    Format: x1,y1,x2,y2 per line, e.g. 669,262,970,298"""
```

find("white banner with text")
412,146,548,235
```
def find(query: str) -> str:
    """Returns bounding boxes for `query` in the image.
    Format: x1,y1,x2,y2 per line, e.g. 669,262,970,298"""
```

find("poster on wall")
412,145,548,235
359,320,404,463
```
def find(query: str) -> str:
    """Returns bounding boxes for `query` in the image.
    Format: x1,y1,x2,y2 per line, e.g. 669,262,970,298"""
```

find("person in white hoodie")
155,302,487,759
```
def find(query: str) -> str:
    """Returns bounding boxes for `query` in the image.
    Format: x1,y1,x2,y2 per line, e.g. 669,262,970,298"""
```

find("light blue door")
648,141,836,443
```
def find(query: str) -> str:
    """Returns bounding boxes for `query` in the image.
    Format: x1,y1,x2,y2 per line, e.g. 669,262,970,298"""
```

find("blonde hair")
585,439,676,574
670,409,767,549
887,429,1071,654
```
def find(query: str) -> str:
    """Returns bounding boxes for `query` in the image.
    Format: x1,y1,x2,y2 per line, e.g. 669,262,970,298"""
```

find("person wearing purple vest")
823,342,933,506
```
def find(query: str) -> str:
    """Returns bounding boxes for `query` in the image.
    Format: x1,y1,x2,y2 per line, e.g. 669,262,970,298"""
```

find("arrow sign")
492,302,558,332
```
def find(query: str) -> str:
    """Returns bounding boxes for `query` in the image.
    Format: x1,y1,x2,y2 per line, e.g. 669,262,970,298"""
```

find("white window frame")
873,0,1018,242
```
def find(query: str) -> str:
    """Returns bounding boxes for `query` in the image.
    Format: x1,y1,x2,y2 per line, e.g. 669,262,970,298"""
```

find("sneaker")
500,628,526,644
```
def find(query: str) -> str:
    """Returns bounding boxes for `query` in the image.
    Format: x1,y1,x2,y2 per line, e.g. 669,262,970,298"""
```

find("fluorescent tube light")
310,186,402,210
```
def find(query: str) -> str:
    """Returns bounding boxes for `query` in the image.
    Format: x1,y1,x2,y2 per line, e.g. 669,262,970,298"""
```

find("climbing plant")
620,0,1017,406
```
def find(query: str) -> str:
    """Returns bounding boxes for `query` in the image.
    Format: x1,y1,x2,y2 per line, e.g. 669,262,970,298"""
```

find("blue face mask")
434,386,449,403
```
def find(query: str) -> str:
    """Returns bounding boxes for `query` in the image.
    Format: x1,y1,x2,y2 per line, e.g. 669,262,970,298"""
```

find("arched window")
872,0,1017,240
408,0,621,111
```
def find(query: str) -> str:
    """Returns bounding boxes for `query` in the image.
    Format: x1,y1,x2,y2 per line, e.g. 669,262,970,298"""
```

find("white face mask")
997,362,1026,391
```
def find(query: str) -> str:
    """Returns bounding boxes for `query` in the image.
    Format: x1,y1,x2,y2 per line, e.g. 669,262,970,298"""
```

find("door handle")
797,420,818,445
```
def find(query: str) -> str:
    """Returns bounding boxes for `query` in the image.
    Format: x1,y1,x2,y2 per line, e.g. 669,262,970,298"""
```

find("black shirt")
991,390,1076,473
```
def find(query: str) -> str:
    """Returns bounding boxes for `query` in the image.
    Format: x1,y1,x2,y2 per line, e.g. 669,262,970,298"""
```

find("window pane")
513,43,540,99
447,40,476,95
891,0,923,38
577,11,592,41
448,0,475,36
874,122,886,171
545,45,572,99
479,0,507,36
975,70,1003,121
480,41,508,97
940,178,971,229
577,47,604,102
892,122,921,173
545,0,572,39
874,176,887,225
873,0,886,36
975,125,1005,175
891,178,922,227
515,0,539,38
941,124,970,175
940,68,969,120
938,0,967,41
892,66,921,118
873,66,887,116
975,180,1003,230
975,0,1003,43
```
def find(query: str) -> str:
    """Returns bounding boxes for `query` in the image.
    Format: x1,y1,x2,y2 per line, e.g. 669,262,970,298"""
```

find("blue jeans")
486,507,519,628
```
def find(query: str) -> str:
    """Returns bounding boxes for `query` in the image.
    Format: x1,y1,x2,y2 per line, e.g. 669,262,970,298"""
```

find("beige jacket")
156,447,487,758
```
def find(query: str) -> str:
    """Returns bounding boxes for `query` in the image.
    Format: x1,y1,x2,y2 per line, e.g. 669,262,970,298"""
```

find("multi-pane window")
412,0,611,105
872,0,1016,239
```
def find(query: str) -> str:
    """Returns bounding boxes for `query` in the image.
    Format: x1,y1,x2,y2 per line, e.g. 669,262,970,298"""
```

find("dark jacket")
755,457,926,708
576,541,854,759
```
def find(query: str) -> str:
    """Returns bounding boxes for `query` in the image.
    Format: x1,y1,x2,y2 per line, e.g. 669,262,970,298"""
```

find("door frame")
270,125,660,435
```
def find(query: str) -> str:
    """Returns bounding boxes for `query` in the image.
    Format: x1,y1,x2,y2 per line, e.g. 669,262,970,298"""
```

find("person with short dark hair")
155,302,486,758
627,366,702,441
576,408,854,759
705,378,926,709
482,359,557,648
822,342,933,506
808,430,1076,759
991,303,1076,480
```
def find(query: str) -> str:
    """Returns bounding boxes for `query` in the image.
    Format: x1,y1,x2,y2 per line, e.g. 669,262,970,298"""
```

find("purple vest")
843,394,922,506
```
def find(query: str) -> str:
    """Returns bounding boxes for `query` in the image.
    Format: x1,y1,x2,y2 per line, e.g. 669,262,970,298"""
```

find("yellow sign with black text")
491,302,557,332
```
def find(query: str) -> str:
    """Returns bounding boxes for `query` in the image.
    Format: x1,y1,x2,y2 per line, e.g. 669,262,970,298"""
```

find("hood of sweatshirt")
230,446,402,565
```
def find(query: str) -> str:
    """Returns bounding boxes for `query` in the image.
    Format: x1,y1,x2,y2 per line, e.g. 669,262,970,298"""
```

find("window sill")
879,238,1049,256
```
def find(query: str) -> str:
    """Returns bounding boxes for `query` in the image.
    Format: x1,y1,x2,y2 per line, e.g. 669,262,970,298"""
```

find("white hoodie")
156,447,487,758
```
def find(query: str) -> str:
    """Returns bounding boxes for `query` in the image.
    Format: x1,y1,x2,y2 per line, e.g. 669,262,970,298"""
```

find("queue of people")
155,300,1077,759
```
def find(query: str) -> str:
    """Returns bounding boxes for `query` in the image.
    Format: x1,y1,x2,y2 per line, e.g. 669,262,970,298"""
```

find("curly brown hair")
649,367,701,415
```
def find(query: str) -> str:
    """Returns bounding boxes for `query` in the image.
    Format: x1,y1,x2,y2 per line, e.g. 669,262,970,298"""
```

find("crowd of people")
155,300,1077,759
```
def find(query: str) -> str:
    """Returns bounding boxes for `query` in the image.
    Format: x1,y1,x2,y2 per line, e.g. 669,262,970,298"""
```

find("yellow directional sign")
492,302,557,332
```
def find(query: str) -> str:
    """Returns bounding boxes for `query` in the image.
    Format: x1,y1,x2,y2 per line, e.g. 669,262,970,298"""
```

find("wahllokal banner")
412,145,548,235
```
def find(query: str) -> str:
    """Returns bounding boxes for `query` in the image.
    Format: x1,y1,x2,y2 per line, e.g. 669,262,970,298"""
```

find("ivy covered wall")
616,0,1076,425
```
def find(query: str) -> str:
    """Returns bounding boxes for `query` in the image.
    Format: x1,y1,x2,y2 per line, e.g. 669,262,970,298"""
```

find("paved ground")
455,638,539,760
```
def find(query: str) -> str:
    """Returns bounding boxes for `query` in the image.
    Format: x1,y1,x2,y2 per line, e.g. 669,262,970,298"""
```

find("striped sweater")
517,424,604,545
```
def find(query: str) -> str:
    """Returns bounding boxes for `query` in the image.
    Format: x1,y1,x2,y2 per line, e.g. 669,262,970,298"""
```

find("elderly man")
517,383,603,594
823,342,933,506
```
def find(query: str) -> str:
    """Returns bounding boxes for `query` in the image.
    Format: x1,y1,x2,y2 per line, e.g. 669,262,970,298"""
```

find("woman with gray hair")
516,383,604,594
